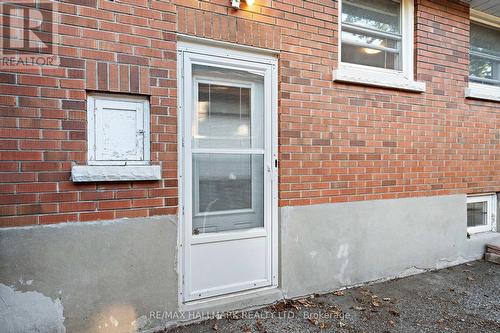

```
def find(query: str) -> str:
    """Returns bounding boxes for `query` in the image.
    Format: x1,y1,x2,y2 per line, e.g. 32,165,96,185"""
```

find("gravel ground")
164,260,499,333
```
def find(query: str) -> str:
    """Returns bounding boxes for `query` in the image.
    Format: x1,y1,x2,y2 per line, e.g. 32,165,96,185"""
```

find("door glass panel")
192,154,264,234
193,64,264,149
467,201,488,227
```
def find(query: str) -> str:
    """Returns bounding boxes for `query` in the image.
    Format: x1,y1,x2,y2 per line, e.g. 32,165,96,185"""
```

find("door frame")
176,37,279,305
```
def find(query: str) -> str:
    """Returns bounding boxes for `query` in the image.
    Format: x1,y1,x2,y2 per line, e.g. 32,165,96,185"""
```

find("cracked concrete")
0,283,65,333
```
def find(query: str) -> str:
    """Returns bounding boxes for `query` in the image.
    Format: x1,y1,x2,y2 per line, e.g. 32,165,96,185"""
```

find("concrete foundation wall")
280,194,500,298
0,216,178,333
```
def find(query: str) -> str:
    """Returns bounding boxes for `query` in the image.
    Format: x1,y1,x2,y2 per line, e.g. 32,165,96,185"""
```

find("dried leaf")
241,324,251,333
353,306,366,311
389,309,400,317
467,276,475,281
319,322,330,329
328,305,343,317
274,301,286,312
255,319,264,332
333,290,345,296
372,301,380,307
389,320,396,326
308,318,319,326
297,298,316,308
290,301,301,310
212,323,218,331
382,297,391,301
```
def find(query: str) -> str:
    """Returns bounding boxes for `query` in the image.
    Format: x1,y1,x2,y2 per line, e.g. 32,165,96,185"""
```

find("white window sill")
465,83,500,102
467,230,498,240
71,165,161,182
468,228,494,236
333,65,426,92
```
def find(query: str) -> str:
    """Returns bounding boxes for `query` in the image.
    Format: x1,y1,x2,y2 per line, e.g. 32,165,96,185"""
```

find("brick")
0,0,497,227
39,214,78,224
59,201,96,212
79,211,115,222
18,203,58,215
98,200,131,210
97,62,108,91
0,215,38,227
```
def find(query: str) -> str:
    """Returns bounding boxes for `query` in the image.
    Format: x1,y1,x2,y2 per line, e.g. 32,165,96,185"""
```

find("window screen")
341,0,402,70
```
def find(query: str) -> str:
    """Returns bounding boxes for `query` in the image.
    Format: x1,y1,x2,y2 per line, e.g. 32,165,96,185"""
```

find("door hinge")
181,137,185,147
182,206,185,215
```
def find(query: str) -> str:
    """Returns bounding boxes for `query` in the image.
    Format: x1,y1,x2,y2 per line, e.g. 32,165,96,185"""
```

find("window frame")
87,94,151,166
467,194,497,235
466,10,500,102
335,0,423,91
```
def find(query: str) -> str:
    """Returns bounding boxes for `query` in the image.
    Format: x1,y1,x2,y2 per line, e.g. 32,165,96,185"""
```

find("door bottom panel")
187,236,270,301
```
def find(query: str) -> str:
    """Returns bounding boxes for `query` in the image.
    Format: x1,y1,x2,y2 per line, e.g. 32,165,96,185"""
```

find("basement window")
467,194,497,234
71,94,160,182
466,10,500,102
333,0,425,92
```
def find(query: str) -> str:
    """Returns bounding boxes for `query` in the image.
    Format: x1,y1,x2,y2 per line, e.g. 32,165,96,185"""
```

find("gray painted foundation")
280,194,500,298
0,216,178,333
1,194,500,332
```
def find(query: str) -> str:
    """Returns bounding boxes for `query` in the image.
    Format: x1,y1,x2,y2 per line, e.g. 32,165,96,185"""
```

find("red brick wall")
1,0,499,227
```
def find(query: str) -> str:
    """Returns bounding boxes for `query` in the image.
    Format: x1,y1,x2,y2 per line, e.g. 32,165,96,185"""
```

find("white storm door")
181,49,277,302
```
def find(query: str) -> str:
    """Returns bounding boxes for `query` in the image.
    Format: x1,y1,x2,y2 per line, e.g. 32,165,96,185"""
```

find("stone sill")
465,83,500,102
333,65,426,93
71,165,161,182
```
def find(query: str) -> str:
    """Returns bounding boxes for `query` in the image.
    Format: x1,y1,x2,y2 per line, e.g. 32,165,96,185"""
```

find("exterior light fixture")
231,0,254,9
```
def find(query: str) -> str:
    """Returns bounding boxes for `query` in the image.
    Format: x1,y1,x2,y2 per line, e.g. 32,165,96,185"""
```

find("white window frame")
71,94,160,182
467,194,497,234
87,94,150,166
334,0,425,92
465,10,500,102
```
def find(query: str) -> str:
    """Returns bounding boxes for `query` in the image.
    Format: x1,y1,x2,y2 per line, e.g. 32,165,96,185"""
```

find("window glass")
192,64,264,149
467,201,488,227
190,64,266,235
470,22,500,86
192,154,264,233
341,0,402,70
